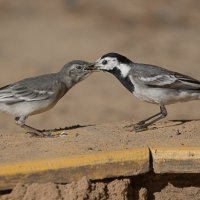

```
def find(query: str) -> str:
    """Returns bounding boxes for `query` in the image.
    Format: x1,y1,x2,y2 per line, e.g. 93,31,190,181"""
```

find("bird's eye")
102,60,108,65
76,65,82,70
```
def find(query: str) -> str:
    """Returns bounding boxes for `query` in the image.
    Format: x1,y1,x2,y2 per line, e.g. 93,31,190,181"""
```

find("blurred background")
0,0,200,133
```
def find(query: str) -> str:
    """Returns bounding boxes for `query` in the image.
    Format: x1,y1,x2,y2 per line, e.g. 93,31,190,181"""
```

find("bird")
0,60,93,137
85,52,200,132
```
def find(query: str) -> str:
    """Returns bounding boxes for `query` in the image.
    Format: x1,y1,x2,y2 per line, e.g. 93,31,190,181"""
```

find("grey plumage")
0,60,92,137
131,63,200,90
86,52,200,132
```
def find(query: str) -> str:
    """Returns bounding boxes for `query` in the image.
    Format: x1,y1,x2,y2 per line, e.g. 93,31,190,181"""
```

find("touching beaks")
84,63,98,71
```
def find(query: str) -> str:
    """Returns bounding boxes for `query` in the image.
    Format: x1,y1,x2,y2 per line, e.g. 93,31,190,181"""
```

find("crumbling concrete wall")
1,174,200,200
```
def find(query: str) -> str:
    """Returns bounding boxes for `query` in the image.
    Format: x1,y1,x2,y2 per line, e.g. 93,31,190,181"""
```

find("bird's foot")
133,123,148,132
136,120,145,126
27,129,67,138
123,123,135,131
27,130,54,138
124,120,145,131
124,124,134,129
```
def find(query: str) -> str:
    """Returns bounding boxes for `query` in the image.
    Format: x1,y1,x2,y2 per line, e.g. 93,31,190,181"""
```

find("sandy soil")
0,119,200,164
0,0,200,199
2,174,200,200
2,177,130,200
1,177,131,200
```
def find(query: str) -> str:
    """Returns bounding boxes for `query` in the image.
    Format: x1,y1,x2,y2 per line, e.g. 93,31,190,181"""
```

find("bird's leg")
134,112,162,126
124,107,162,129
134,105,167,132
15,116,52,137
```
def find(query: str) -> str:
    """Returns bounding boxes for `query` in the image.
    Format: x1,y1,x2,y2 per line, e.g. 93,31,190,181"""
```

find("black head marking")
107,67,134,93
101,53,133,64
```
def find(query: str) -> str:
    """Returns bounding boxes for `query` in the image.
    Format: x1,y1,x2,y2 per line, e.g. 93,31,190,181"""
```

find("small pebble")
176,130,181,135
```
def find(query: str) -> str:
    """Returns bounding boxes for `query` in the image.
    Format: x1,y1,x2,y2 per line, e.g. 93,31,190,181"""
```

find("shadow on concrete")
41,124,94,132
152,119,198,130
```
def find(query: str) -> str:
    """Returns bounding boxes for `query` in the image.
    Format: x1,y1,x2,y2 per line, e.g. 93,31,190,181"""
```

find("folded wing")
133,63,200,90
0,81,66,105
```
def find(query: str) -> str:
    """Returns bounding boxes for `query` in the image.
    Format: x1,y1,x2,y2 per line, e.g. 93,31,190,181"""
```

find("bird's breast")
117,76,135,93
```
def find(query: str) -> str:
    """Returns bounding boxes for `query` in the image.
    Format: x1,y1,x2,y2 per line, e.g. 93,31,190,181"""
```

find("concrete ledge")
1,145,200,190
151,147,200,173
0,148,149,190
1,120,200,191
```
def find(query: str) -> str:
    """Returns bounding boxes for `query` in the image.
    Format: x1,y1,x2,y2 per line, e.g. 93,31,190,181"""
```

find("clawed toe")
27,129,68,138
124,124,135,129
27,130,54,138
124,121,148,132
136,121,145,126
133,124,148,132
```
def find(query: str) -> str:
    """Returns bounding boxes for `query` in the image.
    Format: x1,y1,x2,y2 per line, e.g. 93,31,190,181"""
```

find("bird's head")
85,53,133,78
61,60,94,82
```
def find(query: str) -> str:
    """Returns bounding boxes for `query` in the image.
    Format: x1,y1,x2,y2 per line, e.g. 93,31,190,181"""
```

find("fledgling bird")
0,60,93,137
86,52,200,132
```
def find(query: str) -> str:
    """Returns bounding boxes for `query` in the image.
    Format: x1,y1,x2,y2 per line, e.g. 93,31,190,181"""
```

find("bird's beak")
84,63,98,71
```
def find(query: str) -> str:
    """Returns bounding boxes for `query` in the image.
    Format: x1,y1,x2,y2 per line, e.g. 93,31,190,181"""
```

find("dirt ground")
0,0,200,199
1,119,200,164
2,174,200,200
1,119,200,199
0,177,132,200
1,181,132,200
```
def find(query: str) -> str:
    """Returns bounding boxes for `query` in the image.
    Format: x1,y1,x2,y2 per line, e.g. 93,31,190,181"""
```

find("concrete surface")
1,120,200,190
0,148,149,190
151,147,200,173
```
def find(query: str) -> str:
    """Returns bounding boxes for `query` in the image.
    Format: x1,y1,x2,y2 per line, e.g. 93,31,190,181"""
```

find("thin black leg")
134,104,167,132
136,112,162,126
15,116,53,137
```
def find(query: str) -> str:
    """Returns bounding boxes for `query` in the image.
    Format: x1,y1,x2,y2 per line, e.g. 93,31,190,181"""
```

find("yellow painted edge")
0,148,149,176
150,146,200,159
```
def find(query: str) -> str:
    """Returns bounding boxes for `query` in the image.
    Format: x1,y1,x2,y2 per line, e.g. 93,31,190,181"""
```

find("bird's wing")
132,63,200,90
0,81,67,105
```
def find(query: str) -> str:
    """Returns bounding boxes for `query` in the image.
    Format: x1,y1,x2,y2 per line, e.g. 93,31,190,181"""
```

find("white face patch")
95,57,131,77
94,57,118,71
116,63,131,78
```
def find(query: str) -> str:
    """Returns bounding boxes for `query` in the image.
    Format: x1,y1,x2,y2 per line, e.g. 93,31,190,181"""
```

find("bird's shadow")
41,124,94,133
27,124,95,138
153,119,197,129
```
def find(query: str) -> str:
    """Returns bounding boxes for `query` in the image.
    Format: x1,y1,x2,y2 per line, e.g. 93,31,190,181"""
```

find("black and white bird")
86,52,200,132
0,60,93,137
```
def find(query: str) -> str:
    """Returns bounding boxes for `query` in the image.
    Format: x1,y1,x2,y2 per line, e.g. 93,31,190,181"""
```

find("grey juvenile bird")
86,52,200,132
0,60,92,137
